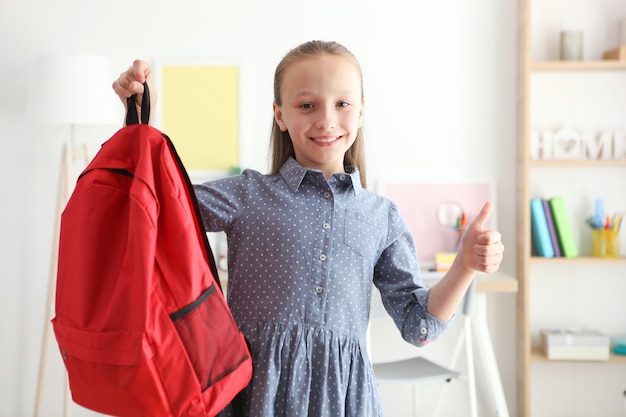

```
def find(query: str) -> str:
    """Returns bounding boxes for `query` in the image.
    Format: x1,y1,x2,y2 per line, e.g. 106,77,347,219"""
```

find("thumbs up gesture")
458,201,504,274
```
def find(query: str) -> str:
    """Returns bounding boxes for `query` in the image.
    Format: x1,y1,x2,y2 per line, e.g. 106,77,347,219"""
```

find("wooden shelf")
530,160,626,168
531,347,626,364
531,60,626,71
530,256,626,265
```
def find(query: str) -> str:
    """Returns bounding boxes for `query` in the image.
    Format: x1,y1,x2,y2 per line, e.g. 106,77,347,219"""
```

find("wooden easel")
33,136,89,417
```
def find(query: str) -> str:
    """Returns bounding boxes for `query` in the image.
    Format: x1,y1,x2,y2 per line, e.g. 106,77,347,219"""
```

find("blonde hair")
269,40,367,188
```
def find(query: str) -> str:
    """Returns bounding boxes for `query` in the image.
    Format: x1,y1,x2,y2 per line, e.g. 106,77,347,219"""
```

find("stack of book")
435,252,456,272
530,196,578,258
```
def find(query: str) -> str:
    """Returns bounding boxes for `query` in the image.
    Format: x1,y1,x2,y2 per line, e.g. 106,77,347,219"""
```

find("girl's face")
273,54,364,178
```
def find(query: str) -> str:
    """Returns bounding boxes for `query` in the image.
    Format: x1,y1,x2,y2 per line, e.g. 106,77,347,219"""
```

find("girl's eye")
337,101,350,108
299,103,314,109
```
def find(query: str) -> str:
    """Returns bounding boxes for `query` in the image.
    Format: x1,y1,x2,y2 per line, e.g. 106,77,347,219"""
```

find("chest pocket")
343,209,381,257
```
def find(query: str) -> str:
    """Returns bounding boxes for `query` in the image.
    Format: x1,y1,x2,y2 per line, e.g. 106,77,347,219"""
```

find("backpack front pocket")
170,283,250,391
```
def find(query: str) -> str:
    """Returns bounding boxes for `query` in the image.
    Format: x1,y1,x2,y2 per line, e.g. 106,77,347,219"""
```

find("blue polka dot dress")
193,158,451,417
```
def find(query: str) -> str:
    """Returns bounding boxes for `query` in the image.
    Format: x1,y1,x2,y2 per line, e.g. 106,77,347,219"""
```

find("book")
542,199,561,257
549,196,579,258
530,198,555,258
435,252,456,272
613,345,626,355
611,335,626,355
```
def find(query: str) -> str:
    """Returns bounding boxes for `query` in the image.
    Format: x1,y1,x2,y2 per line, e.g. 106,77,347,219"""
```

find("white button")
323,192,331,198
315,286,324,294
420,327,427,335
339,174,346,181
323,222,330,230
319,254,327,261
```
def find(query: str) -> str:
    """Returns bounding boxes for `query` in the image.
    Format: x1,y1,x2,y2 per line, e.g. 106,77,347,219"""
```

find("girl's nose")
315,107,336,130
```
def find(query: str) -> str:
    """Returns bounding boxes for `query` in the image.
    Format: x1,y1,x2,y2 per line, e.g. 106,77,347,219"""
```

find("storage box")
541,328,610,361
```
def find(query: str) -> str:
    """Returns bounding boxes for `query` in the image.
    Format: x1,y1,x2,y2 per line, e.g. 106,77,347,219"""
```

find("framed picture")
154,60,240,178
378,180,495,265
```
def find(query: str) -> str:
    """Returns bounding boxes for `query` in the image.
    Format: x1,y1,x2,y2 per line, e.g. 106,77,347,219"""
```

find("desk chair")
369,280,478,417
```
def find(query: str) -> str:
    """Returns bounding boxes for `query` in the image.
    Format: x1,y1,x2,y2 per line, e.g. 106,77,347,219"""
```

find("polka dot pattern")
193,157,451,417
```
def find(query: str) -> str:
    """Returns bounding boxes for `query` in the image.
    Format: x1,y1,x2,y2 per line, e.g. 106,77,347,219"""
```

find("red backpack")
52,86,251,416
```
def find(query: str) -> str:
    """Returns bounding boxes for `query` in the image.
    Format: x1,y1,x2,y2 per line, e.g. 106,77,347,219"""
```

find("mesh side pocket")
171,283,250,390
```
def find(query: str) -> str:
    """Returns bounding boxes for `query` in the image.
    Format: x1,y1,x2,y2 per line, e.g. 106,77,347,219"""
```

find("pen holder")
591,229,620,258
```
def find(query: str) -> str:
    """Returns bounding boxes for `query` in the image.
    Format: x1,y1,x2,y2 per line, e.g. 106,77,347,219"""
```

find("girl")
113,40,504,417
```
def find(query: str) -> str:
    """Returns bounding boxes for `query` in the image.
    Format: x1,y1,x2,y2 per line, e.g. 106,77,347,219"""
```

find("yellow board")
160,65,239,171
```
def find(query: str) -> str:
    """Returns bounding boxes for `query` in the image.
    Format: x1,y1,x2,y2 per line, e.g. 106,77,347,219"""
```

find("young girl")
113,40,504,417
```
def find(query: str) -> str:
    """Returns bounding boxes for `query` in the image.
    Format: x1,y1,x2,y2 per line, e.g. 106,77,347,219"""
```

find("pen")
613,214,622,231
454,212,468,230
594,198,604,229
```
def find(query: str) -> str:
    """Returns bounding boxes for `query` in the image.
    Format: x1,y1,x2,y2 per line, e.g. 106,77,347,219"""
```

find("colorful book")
613,345,626,355
549,196,578,258
542,199,561,257
530,198,555,258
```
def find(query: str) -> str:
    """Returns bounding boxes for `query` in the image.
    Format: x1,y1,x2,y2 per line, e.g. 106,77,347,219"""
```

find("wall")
0,1,519,416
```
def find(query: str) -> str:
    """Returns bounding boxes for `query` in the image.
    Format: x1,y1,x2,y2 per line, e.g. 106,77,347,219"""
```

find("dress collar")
279,157,362,195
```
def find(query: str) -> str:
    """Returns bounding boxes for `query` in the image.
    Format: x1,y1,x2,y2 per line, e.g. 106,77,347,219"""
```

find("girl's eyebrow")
293,89,357,99
293,91,314,99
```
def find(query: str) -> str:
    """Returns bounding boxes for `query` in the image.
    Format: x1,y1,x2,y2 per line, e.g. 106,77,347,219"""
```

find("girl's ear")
273,102,287,132
358,101,364,128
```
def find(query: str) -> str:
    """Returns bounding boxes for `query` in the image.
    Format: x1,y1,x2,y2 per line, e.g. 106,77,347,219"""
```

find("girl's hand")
111,59,156,125
458,201,504,274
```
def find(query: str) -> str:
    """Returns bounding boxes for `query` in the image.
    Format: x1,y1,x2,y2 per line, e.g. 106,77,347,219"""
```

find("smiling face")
273,54,364,178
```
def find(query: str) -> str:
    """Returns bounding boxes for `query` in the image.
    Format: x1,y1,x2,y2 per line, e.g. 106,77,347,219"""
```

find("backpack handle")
125,82,151,126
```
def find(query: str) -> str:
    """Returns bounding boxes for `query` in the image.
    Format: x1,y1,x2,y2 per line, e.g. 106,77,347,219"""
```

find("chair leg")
412,384,419,417
432,327,466,417
432,315,478,417
464,316,478,417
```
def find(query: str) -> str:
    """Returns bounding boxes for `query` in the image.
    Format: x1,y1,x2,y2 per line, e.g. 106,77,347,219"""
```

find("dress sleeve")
192,172,250,233
373,203,453,347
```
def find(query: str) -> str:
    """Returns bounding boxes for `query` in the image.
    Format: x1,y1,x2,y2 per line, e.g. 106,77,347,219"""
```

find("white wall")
0,1,519,416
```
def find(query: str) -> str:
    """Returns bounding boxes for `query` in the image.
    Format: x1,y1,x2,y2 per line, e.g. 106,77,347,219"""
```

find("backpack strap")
125,82,151,126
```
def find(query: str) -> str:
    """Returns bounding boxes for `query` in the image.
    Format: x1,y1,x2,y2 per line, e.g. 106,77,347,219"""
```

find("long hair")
269,40,367,188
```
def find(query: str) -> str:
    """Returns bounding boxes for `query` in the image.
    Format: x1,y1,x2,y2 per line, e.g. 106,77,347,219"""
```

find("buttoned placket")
305,176,335,323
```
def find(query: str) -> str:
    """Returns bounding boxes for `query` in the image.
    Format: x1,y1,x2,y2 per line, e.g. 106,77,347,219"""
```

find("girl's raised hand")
111,59,156,124
458,201,504,274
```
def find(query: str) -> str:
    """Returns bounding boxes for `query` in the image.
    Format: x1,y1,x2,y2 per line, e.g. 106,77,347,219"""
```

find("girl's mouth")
310,135,342,143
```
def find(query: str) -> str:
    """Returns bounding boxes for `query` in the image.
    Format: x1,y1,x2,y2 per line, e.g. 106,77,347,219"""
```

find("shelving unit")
517,1,626,416
531,348,626,364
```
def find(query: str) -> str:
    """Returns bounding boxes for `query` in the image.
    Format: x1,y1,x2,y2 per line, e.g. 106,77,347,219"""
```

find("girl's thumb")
471,201,493,231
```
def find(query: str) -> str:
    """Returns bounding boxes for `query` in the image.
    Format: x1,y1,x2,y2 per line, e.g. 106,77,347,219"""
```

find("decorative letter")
552,127,582,160
614,131,625,160
530,130,553,160
584,130,612,160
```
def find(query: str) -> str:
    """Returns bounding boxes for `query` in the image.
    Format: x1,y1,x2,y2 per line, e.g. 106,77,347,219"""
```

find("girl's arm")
427,201,504,321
